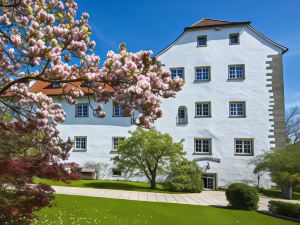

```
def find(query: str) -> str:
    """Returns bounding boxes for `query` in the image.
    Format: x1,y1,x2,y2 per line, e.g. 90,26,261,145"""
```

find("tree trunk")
282,186,293,199
150,175,156,189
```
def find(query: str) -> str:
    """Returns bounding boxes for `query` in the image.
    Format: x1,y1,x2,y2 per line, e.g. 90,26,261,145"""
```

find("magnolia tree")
0,0,183,224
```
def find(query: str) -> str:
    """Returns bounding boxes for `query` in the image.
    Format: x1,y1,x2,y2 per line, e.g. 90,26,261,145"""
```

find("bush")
225,183,259,210
269,200,300,219
164,160,203,193
294,185,300,193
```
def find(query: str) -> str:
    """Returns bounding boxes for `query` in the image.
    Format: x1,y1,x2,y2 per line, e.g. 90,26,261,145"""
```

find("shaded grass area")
34,178,173,193
261,189,300,200
34,194,299,225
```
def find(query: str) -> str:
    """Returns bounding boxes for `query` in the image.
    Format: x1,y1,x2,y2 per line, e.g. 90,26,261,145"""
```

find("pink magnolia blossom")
0,4,183,220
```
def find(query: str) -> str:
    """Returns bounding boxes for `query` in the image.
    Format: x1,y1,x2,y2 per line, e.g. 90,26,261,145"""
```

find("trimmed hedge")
164,160,203,193
225,183,259,210
269,200,300,219
294,185,300,193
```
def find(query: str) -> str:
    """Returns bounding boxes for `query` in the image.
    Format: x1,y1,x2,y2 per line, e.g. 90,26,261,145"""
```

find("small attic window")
51,83,60,88
197,35,207,47
229,33,239,45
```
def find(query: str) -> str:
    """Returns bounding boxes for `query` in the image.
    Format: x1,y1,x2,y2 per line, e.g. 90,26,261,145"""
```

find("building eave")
184,21,251,31
247,25,288,54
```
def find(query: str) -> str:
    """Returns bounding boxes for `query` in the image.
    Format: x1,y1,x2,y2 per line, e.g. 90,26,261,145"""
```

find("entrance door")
203,173,217,190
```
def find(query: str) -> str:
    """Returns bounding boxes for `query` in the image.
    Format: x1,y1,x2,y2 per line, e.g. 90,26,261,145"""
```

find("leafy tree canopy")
113,128,185,189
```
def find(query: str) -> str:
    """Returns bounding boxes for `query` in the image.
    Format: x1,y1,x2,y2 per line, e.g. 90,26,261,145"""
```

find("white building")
31,19,288,189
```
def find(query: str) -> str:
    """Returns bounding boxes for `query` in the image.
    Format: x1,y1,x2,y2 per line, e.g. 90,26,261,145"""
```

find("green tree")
164,159,204,193
113,128,185,189
254,144,300,199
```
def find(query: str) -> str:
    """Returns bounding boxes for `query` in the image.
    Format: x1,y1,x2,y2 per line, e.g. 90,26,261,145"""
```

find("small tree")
113,128,185,189
254,145,300,199
286,106,300,144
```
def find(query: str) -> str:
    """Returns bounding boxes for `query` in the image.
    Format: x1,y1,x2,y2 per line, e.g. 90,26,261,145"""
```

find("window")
51,83,60,88
113,104,123,117
195,67,210,81
235,139,254,155
177,106,188,124
74,136,87,151
112,137,125,151
229,102,246,117
194,138,212,154
228,65,245,80
195,102,211,117
197,35,207,47
229,33,239,45
112,169,122,176
170,68,184,80
75,104,89,117
84,81,93,87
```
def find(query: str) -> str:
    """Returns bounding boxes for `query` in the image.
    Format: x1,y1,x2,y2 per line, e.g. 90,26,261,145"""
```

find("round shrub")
225,183,259,210
164,160,203,193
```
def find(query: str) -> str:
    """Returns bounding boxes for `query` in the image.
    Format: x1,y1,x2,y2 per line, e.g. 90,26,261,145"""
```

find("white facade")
56,20,287,189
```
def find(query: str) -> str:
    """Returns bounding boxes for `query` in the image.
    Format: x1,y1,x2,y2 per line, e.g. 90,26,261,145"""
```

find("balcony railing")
176,115,188,125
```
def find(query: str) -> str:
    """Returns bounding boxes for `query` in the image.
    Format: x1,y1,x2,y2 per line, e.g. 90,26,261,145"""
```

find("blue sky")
77,0,300,109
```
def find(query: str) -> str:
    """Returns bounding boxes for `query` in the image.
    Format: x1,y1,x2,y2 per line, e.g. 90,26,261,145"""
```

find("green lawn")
34,194,298,225
261,189,300,200
34,178,173,193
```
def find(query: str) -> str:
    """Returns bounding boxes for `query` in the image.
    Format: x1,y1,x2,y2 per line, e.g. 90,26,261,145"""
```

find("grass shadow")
82,181,152,191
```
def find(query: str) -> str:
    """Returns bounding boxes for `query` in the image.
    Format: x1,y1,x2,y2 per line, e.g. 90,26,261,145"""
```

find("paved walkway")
53,186,300,211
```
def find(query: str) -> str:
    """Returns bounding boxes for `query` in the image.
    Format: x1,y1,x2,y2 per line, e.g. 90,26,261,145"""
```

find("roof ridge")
190,18,205,27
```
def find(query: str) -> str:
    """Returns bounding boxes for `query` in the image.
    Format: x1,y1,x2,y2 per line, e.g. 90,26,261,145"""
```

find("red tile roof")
185,18,251,31
30,81,114,96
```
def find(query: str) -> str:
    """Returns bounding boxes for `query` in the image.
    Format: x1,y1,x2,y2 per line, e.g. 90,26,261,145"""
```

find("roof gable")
156,18,288,57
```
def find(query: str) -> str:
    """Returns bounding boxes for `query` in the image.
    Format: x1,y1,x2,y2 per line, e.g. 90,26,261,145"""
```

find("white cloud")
286,100,300,110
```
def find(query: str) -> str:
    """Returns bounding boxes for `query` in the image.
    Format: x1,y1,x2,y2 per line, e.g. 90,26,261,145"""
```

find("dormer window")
197,35,207,47
229,33,239,45
84,81,93,87
51,83,60,88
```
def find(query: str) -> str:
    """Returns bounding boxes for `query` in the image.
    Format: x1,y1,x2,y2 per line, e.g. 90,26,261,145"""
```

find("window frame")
84,81,93,87
229,101,246,118
229,33,240,45
170,67,185,80
112,104,124,117
112,136,125,151
51,83,60,89
74,136,87,151
195,66,211,82
197,35,207,47
234,138,254,156
75,104,89,117
177,106,188,125
194,138,212,155
112,168,122,177
228,64,245,80
195,102,211,118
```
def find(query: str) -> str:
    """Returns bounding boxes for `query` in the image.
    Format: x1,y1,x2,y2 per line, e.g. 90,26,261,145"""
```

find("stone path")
53,186,300,211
